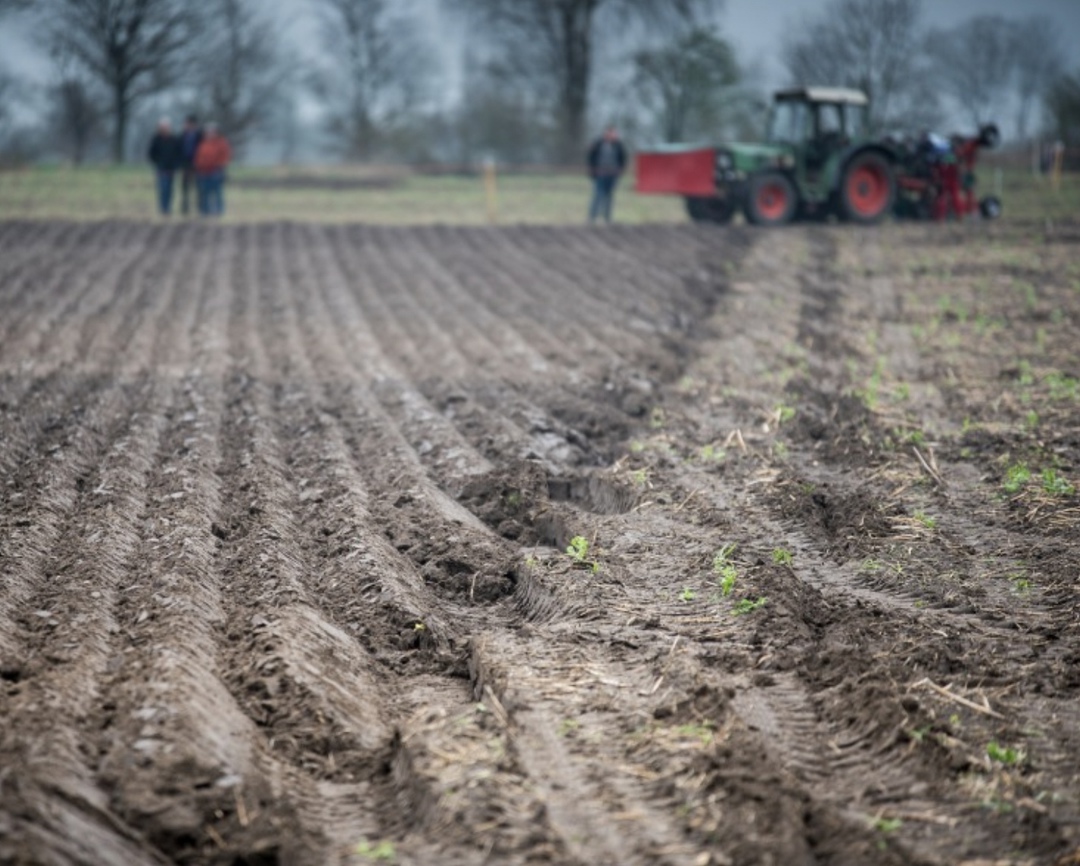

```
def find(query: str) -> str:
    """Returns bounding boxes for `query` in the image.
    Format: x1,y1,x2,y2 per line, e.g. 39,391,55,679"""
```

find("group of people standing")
148,116,232,217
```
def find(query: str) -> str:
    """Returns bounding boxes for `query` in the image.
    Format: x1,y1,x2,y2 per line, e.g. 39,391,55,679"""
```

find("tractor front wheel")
685,196,735,224
840,152,895,224
745,173,797,226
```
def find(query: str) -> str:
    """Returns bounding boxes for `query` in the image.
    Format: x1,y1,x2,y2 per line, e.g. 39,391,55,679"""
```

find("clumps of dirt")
378,493,517,604
782,379,889,465
771,478,902,556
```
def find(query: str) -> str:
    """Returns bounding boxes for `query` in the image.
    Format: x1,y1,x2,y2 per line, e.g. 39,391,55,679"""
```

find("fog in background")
1,0,1078,166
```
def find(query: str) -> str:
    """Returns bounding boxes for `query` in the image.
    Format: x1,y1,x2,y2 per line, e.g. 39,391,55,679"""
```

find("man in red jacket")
193,123,232,216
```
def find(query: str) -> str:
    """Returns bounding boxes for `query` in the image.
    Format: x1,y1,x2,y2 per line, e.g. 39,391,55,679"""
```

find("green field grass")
0,163,1074,224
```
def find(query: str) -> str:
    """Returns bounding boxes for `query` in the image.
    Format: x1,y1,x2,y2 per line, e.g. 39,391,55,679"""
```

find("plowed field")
1,219,1079,866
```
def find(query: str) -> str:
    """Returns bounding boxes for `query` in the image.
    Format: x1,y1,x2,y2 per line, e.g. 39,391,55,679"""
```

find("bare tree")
632,25,739,143
1046,69,1080,145
925,16,1013,130
195,0,289,157
451,0,708,164
1011,15,1063,140
47,75,105,164
312,0,433,160
782,0,936,133
37,0,201,163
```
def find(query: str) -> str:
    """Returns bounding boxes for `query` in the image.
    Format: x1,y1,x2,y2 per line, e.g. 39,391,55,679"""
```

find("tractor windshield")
845,103,868,138
768,100,810,144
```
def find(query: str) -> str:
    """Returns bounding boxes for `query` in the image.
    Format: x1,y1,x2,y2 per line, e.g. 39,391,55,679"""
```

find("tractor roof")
774,87,869,106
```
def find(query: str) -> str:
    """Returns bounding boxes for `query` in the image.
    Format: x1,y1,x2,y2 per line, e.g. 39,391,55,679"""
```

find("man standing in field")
587,125,627,224
179,115,203,216
193,123,232,217
147,118,183,216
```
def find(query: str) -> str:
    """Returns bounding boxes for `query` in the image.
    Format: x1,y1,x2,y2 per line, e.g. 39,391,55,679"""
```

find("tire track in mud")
663,225,1075,863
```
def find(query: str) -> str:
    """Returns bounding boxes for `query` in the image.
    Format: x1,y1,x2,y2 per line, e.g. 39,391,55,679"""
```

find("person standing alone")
179,115,203,215
194,123,232,217
587,125,627,224
147,118,183,216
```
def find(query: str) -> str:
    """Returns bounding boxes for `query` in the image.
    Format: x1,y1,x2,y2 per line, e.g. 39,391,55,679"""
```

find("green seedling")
679,587,697,602
631,468,649,487
913,510,936,529
732,597,767,616
1047,372,1078,401
776,404,796,424
558,718,581,737
1008,572,1032,593
676,722,714,745
893,382,911,401
1002,463,1031,494
355,839,396,862
413,622,426,632
650,407,666,429
1025,410,1040,429
860,558,883,574
987,741,1023,766
1041,468,1075,497
712,544,737,572
871,816,903,834
717,564,737,597
699,443,726,462
566,536,600,572
771,547,793,565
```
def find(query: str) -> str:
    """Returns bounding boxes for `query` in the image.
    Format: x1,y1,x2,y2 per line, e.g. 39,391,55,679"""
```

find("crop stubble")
1,219,1079,865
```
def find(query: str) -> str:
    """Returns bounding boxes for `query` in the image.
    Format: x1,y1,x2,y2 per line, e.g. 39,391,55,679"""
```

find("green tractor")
637,87,897,226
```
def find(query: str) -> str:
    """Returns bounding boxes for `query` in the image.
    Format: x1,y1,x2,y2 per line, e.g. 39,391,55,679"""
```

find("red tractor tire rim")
847,163,889,216
756,183,789,221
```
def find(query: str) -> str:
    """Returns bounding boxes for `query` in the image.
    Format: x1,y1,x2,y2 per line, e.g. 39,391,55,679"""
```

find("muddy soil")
1,218,1078,866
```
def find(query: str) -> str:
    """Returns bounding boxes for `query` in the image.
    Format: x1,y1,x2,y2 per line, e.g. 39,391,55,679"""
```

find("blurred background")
0,0,1077,221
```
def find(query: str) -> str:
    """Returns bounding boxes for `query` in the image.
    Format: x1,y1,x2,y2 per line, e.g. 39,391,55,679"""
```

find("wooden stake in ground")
484,157,499,223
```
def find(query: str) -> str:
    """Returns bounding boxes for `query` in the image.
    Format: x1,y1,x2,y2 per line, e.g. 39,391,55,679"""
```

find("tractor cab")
767,87,870,185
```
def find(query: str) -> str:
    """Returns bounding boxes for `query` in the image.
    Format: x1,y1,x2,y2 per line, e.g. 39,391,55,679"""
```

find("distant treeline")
0,0,1077,166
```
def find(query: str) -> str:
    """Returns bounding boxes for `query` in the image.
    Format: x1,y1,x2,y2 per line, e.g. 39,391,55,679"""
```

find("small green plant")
675,722,714,745
413,622,426,632
1047,372,1078,401
776,404,796,424
871,816,903,834
558,718,581,737
717,564,737,597
1041,467,1075,497
771,547,793,565
860,558,883,574
566,536,600,572
1025,410,1040,429
1002,463,1031,494
650,407,666,429
913,510,936,529
987,741,1023,766
679,587,697,602
699,443,726,462
355,839,397,862
1008,572,1032,592
631,468,649,487
893,382,911,401
712,544,737,571
732,597,768,616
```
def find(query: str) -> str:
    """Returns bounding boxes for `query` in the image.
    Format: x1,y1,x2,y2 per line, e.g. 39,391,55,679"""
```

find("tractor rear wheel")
685,196,735,224
745,173,797,226
840,152,895,224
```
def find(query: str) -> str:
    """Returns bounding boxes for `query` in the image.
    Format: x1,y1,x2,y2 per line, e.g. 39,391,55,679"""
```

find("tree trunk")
113,87,127,164
556,3,592,166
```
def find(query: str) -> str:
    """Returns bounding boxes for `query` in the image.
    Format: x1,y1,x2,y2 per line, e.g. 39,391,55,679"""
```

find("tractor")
636,87,1000,226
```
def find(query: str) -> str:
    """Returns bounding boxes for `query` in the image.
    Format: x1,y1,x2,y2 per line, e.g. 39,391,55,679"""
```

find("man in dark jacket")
587,125,628,223
179,115,203,215
147,118,184,215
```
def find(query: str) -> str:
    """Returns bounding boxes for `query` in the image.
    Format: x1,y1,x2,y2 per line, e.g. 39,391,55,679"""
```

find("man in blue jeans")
147,118,183,215
587,125,627,223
